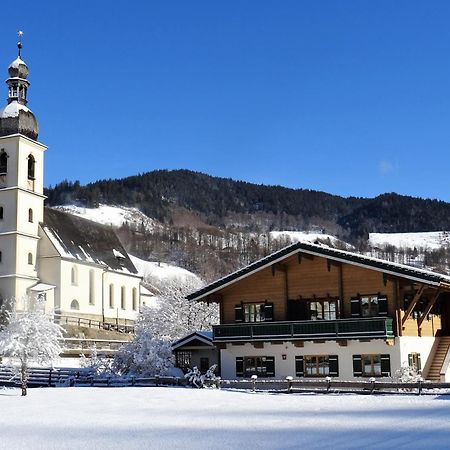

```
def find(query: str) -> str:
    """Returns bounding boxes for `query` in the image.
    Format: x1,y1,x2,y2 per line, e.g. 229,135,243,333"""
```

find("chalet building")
187,242,450,381
0,40,146,325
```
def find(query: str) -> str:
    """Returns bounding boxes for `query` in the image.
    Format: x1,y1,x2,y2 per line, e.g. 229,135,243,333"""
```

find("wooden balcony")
213,317,394,342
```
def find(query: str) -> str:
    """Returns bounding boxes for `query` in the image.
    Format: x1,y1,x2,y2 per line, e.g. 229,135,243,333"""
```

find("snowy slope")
54,204,156,231
129,255,202,292
369,231,450,250
1,387,450,450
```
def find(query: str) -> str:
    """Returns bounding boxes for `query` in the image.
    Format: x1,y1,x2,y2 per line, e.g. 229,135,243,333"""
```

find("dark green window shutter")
378,296,388,316
264,302,274,321
353,355,362,376
417,354,422,372
329,355,339,377
350,298,361,317
295,356,304,377
381,354,391,377
236,357,244,377
235,305,243,322
265,357,275,377
408,353,413,367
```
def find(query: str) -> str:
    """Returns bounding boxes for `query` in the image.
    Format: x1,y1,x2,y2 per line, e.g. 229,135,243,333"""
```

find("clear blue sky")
1,1,450,201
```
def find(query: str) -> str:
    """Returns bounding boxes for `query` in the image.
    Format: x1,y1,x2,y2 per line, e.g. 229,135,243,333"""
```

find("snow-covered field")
369,231,450,250
1,387,450,449
54,204,156,231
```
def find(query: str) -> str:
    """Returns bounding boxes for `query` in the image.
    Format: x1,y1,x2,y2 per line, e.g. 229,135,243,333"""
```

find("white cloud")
378,160,397,175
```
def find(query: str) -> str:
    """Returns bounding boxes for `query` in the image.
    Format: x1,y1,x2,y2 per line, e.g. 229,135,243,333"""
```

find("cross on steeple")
17,31,24,58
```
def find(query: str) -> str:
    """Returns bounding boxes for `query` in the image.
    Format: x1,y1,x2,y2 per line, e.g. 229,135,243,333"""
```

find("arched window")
28,208,33,223
70,299,79,310
28,252,33,265
0,251,3,262
0,206,4,220
132,287,137,311
89,269,95,305
27,154,35,180
109,284,114,308
0,151,7,175
121,286,126,310
71,266,78,285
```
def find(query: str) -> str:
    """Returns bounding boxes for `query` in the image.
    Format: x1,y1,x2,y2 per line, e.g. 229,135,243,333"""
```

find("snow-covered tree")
113,326,173,376
0,298,63,396
140,278,219,341
80,344,113,376
113,278,217,376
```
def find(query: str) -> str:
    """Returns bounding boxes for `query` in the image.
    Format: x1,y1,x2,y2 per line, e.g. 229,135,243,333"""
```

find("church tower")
0,35,46,308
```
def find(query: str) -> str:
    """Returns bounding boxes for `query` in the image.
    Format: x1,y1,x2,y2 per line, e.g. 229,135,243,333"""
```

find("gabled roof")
172,331,214,350
187,241,450,301
42,207,138,274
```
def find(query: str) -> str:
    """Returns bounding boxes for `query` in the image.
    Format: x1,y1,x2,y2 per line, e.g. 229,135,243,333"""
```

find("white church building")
0,41,146,326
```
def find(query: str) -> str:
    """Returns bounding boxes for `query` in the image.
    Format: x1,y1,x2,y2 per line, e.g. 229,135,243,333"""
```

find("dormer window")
27,154,35,180
0,151,8,175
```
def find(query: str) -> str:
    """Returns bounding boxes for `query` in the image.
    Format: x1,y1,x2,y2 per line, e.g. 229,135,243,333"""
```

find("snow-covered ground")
54,204,156,231
129,255,202,291
1,387,450,449
369,231,450,250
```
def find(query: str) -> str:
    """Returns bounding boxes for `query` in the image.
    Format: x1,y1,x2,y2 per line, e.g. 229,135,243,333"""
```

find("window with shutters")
244,303,265,322
236,302,273,323
308,299,338,320
351,294,388,317
236,356,275,377
408,352,422,373
353,354,390,377
296,355,339,377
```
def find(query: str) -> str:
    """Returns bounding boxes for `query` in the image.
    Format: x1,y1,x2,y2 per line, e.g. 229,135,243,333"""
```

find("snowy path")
1,387,450,449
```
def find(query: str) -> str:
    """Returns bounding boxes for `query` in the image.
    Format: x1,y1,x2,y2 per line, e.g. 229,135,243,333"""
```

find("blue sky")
1,1,450,201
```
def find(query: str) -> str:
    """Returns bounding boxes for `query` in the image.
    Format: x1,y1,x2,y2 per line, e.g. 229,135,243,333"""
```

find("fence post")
48,368,52,387
326,376,331,393
369,377,376,394
132,376,135,387
286,376,293,394
155,375,160,387
418,377,423,396
251,374,258,392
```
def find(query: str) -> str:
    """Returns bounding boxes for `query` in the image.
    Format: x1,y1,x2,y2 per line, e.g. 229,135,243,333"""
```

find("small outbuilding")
172,331,219,374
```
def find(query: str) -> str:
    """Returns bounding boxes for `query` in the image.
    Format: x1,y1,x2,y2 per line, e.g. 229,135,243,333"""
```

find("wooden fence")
54,314,135,334
2,367,450,394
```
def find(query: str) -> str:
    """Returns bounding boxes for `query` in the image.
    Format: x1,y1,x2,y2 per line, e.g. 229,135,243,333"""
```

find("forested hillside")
45,170,450,241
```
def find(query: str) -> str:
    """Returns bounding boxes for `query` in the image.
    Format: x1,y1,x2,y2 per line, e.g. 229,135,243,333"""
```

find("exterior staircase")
426,336,450,381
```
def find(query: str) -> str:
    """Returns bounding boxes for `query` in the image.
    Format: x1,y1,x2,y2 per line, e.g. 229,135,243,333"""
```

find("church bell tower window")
0,151,8,175
27,154,35,180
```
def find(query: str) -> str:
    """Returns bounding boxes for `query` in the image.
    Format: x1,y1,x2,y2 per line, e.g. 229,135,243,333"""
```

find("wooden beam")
271,263,287,276
417,288,442,329
395,279,402,337
402,285,425,326
338,262,344,319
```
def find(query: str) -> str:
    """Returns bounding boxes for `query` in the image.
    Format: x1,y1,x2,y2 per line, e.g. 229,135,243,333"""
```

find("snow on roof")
113,249,126,259
43,208,138,274
9,57,26,69
171,330,214,349
0,101,30,118
29,283,56,292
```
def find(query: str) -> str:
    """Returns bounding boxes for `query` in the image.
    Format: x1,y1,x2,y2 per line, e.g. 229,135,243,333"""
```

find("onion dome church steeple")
0,32,39,141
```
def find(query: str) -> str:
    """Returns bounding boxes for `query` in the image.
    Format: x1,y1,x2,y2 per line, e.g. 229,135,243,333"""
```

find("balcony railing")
213,317,394,342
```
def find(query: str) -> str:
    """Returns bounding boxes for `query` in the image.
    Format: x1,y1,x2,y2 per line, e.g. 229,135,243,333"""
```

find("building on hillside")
172,331,218,373
0,40,145,326
187,241,450,381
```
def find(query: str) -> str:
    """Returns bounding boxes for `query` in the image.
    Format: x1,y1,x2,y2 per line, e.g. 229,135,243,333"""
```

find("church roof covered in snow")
42,207,138,274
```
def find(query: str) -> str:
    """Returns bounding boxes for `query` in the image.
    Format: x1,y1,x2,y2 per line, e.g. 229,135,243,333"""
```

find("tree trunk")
21,363,27,396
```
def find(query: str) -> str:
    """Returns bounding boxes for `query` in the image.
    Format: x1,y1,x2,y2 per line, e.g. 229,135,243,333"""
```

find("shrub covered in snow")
185,365,219,388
